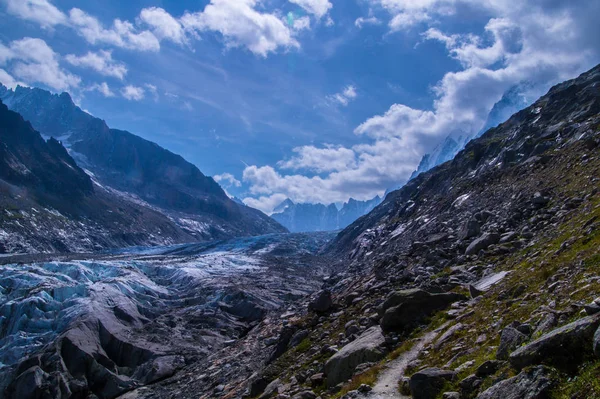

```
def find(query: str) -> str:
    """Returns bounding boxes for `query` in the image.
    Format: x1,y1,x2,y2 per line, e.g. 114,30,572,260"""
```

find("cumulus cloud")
86,82,114,97
0,37,80,91
69,8,160,52
181,0,299,57
139,7,187,45
288,0,332,19
65,50,128,80
328,85,358,106
278,145,357,173
243,193,288,214
6,0,305,57
5,0,66,28
121,85,145,101
243,0,600,212
214,173,242,188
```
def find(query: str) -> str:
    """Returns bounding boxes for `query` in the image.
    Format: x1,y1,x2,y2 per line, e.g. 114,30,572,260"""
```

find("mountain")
0,100,198,253
408,84,533,182
213,64,600,399
0,84,286,246
271,196,382,232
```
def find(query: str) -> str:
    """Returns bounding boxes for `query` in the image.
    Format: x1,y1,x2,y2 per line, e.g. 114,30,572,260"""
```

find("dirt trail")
365,324,448,399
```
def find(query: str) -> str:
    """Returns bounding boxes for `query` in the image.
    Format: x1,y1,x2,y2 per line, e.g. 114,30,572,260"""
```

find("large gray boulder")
409,368,457,399
324,326,386,387
380,289,466,332
476,365,555,399
309,290,333,313
509,314,600,371
496,327,527,360
465,233,500,255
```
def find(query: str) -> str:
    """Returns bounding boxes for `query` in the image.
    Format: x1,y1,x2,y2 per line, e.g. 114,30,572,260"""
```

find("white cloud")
214,173,242,187
288,0,332,19
244,0,600,212
292,16,311,31
121,85,145,101
68,8,160,52
5,0,66,28
144,83,159,101
65,50,128,80
355,16,382,29
278,145,357,173
181,0,299,57
139,7,187,45
328,85,358,106
0,37,80,91
243,193,288,214
0,68,23,89
87,82,114,97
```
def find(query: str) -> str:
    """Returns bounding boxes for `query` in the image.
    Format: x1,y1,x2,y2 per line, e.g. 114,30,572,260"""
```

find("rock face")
509,315,600,371
496,327,528,360
476,365,555,399
380,289,466,332
324,326,386,387
409,368,457,399
595,325,600,357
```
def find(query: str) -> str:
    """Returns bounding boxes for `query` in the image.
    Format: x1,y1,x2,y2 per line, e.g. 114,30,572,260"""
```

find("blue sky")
1,0,599,213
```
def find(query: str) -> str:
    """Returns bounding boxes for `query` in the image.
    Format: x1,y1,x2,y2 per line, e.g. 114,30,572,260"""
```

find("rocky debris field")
0,232,335,399
209,64,600,399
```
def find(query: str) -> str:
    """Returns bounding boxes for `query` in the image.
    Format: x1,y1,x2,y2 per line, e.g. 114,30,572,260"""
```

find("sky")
1,0,599,214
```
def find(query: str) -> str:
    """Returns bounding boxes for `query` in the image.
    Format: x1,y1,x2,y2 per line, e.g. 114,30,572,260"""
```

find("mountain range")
0,84,286,253
270,196,382,232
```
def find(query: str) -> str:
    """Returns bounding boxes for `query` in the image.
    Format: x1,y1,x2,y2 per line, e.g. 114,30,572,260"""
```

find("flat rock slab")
476,365,555,399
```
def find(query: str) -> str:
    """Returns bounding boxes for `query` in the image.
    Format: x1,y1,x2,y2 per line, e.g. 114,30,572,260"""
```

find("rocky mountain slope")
0,84,286,244
0,100,200,253
272,197,382,233
132,63,599,399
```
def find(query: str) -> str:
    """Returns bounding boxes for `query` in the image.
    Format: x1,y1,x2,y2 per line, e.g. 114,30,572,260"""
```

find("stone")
465,233,501,256
435,323,464,350
460,218,481,240
476,366,555,399
380,289,466,332
469,285,484,299
443,393,461,399
459,374,482,396
496,327,527,360
409,368,457,399
324,326,386,388
357,384,372,393
509,314,600,372
475,360,505,378
309,290,333,313
259,379,281,399
309,373,324,386
400,376,411,395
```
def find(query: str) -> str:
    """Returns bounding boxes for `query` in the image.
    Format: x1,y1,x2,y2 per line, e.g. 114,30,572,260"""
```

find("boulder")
309,290,333,313
324,326,386,387
289,330,309,348
380,289,466,332
459,374,482,396
258,378,281,399
443,393,461,399
509,314,600,372
434,323,464,350
475,360,506,378
465,233,501,255
496,327,527,360
476,365,555,399
460,218,481,240
409,368,457,399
